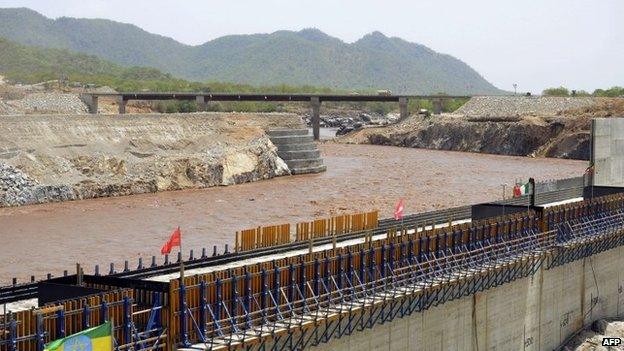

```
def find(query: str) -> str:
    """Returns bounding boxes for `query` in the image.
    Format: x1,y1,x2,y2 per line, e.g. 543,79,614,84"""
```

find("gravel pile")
5,93,88,114
91,86,117,94
455,96,597,117
0,101,18,115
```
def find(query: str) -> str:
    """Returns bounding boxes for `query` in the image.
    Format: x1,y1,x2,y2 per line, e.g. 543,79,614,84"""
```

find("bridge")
79,93,472,140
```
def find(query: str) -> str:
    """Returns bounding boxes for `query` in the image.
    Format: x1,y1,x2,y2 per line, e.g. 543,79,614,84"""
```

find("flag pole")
178,226,185,283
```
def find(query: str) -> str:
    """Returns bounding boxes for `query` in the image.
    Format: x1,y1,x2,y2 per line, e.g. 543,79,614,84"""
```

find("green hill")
0,7,502,94
0,36,194,91
0,36,339,94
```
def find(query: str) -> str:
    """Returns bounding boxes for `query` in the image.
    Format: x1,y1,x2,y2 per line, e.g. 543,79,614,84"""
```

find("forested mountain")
0,7,502,94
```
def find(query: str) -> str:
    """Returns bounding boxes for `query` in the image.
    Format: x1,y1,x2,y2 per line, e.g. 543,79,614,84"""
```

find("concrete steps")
277,150,320,160
267,129,308,137
269,135,314,145
276,142,318,152
268,129,326,175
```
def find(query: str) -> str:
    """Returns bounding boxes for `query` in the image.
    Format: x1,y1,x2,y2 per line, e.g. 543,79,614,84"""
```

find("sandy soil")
0,143,586,283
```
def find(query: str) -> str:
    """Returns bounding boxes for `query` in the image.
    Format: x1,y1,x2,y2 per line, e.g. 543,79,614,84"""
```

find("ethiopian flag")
44,321,113,351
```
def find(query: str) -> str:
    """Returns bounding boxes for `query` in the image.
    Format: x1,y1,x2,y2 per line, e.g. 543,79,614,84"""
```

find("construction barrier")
167,194,624,348
0,289,138,351
0,277,169,351
235,211,379,252
295,210,379,241
542,193,624,231
235,224,291,252
170,210,542,346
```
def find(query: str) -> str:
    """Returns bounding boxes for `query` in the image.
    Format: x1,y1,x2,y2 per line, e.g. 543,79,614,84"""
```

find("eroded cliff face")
368,118,572,155
0,112,299,207
339,98,624,160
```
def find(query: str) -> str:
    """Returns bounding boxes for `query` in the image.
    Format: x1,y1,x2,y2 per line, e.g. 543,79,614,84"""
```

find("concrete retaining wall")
309,246,624,351
592,118,624,186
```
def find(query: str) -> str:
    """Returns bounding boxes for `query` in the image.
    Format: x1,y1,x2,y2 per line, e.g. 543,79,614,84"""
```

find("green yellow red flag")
44,321,113,351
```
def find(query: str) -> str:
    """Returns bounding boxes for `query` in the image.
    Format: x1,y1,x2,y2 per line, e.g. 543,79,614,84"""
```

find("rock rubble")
455,96,597,117
0,163,75,206
1,93,88,115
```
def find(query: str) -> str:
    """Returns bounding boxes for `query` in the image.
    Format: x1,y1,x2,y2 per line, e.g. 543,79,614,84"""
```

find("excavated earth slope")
339,97,624,160
0,112,304,207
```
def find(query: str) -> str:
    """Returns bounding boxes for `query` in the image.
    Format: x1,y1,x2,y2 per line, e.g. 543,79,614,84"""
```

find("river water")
0,144,585,283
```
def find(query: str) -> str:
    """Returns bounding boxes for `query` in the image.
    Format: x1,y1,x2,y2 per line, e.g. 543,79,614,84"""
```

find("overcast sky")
2,0,623,93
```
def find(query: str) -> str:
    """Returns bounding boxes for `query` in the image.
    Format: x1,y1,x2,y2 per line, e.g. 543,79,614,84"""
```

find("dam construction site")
0,4,622,350
0,90,624,351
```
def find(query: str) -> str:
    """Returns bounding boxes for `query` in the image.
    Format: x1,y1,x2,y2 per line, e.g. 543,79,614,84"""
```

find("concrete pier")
399,96,409,120
196,95,207,112
117,96,127,114
310,96,321,140
433,98,443,114
79,93,98,114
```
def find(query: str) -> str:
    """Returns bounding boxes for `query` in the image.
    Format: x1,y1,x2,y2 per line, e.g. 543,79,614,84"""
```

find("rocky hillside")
0,112,303,207
0,8,502,94
339,97,624,160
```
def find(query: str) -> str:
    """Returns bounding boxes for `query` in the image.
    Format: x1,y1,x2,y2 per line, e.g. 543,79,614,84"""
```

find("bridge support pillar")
196,96,207,112
399,97,409,121
117,96,127,114
433,99,443,115
79,94,98,114
310,97,321,141
91,96,99,114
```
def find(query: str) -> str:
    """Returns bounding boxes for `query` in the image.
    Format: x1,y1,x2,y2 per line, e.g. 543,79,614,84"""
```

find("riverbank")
0,112,303,207
338,97,624,160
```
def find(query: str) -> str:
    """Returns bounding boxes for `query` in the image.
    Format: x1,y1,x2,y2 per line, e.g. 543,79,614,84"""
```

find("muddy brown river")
0,144,585,283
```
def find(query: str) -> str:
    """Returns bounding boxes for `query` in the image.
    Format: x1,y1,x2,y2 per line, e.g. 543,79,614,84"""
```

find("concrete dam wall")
310,246,623,351
593,118,624,187
0,112,304,207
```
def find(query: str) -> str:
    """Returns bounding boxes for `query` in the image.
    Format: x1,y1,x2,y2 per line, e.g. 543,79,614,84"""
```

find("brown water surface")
0,144,585,283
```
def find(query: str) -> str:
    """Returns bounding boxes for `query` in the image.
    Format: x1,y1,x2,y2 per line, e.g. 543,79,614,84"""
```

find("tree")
542,86,570,96
593,86,624,97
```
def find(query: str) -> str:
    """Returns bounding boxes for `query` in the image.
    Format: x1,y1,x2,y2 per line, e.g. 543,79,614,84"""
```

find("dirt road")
0,143,585,283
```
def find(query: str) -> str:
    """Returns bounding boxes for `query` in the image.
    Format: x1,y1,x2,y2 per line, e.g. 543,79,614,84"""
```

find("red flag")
585,163,594,175
161,227,181,255
513,185,521,198
394,199,405,220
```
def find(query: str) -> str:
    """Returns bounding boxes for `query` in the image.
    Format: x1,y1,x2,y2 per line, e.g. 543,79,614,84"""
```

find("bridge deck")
88,92,473,102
